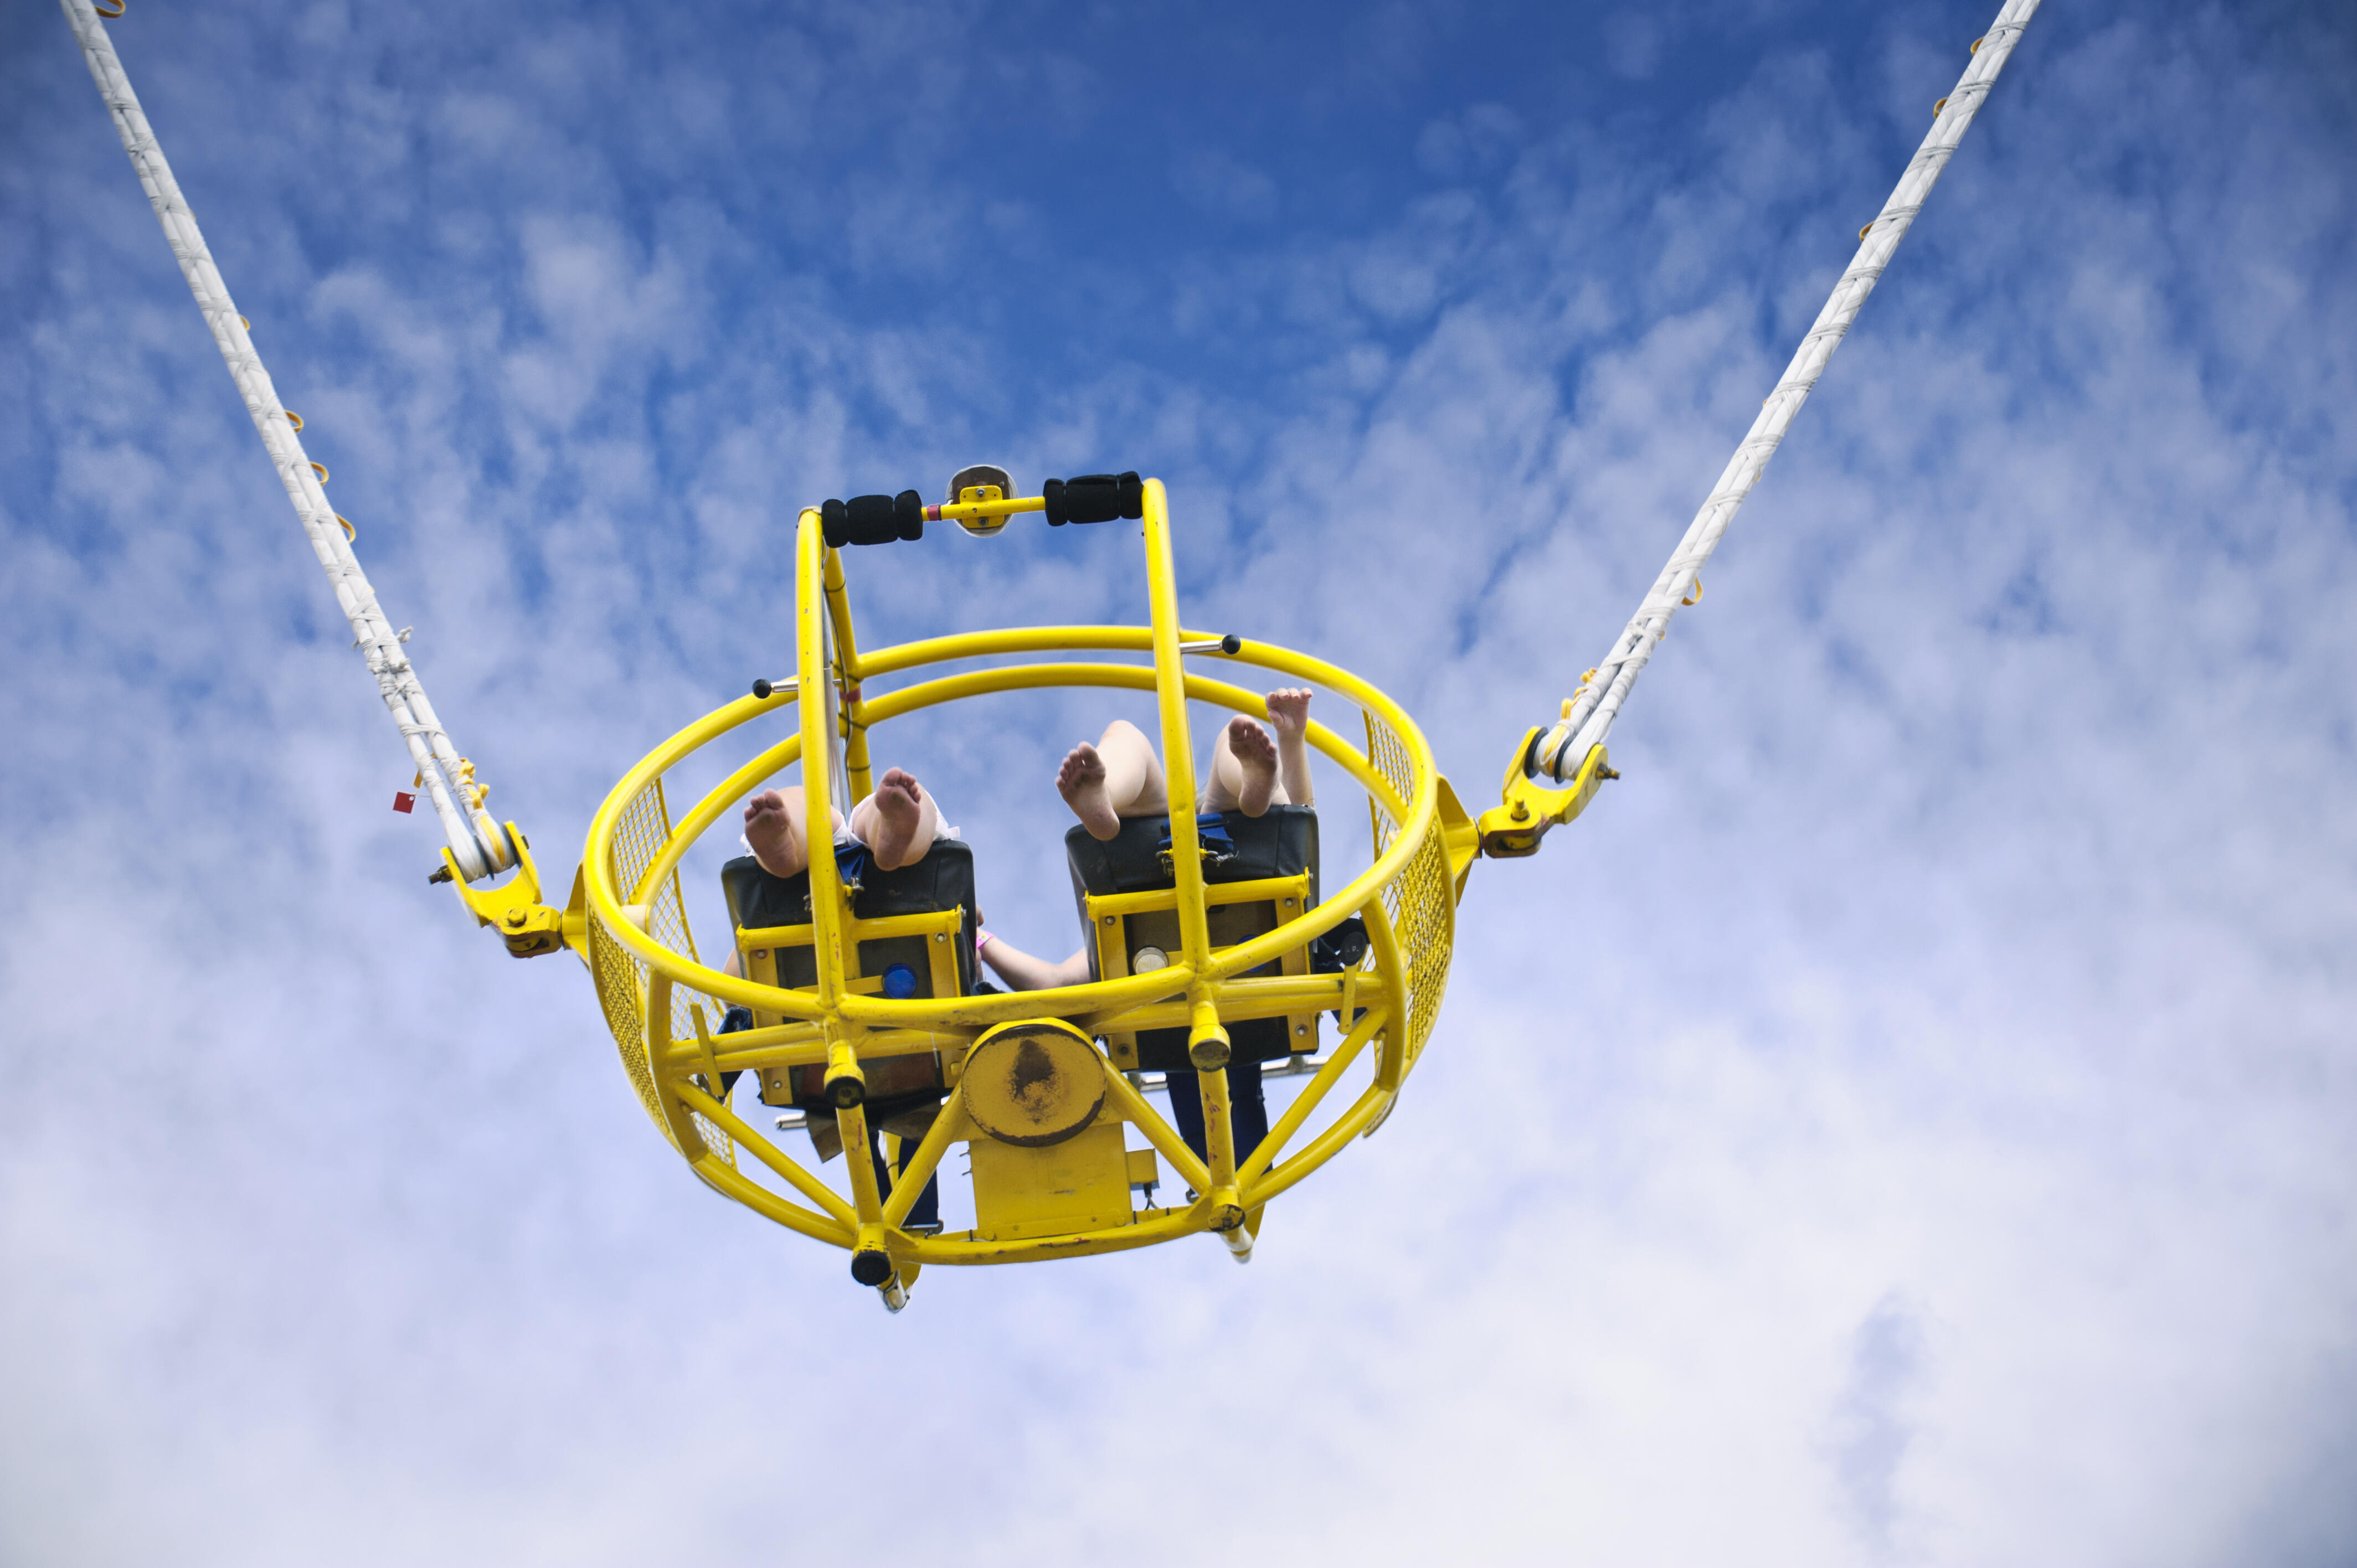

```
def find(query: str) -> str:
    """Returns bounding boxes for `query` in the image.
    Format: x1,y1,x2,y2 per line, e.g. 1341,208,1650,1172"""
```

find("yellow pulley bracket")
1475,729,1617,859
440,823,577,959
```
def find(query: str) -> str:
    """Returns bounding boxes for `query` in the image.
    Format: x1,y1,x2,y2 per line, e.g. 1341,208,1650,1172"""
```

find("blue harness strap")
832,835,871,891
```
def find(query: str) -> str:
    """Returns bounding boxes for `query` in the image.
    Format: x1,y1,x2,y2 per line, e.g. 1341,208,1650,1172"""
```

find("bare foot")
743,788,805,878
866,768,925,868
1058,743,1120,842
1265,687,1314,808
1224,715,1278,817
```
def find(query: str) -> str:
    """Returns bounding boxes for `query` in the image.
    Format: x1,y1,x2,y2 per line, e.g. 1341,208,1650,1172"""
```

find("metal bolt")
1102,915,1116,926
751,949,768,961
933,932,945,942
1295,1024,1308,1036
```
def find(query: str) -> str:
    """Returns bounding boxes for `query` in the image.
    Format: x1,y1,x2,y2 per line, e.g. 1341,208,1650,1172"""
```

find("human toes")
1056,744,1107,797
1227,715,1277,768
1058,743,1120,838
878,767,924,805
1265,687,1311,735
1226,717,1277,815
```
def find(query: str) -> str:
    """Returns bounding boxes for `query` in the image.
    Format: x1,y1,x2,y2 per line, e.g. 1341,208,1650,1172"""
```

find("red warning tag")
393,791,416,814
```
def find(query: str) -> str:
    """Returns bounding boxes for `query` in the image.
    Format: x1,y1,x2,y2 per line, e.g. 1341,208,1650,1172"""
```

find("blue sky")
5,0,2355,1562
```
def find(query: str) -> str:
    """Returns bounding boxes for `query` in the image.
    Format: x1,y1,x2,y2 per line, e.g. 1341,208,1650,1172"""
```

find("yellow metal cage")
557,478,1474,1301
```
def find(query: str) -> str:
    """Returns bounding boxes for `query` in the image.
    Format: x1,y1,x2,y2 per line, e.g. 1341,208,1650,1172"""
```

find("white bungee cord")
61,0,513,881
1537,0,2045,782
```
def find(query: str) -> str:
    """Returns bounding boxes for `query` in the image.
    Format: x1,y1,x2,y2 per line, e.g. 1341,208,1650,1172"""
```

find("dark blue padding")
1065,806,1320,1071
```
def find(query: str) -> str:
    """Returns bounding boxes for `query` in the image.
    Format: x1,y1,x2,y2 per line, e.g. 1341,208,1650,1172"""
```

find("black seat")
1064,807,1319,1074
721,837,980,1118
722,838,981,995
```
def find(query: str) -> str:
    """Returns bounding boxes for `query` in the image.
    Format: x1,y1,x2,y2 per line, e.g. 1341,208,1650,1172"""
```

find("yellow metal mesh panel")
591,779,735,1167
1364,712,1455,1064
589,914,676,1149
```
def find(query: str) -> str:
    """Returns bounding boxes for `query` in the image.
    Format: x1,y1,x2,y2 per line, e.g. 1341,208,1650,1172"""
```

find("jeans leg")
1228,1058,1268,1163
900,1142,941,1229
868,1127,941,1230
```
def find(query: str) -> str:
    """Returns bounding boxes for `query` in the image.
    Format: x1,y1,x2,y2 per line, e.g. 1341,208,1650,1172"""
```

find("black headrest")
1064,806,1319,909
722,837,979,930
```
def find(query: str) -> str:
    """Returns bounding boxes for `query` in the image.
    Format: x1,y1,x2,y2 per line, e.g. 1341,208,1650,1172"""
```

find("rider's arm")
976,930,1092,991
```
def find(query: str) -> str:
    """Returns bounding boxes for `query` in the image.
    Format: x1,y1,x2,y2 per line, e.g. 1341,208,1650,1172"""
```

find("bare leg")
1202,715,1280,817
1058,719,1168,842
847,767,940,870
1264,688,1315,808
744,786,814,878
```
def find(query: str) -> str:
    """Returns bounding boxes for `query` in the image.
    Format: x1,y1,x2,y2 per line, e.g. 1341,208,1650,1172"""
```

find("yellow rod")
1237,1081,1395,1209
1198,1055,1237,1190
658,1035,826,1072
924,493,1048,523
668,1026,966,1073
855,623,1162,678
894,1206,1202,1265
795,508,847,1009
878,1087,967,1229
842,707,874,808
1359,891,1414,1092
658,1017,822,1058
838,961,1195,1034
1145,479,1210,973
662,1029,963,1075
1082,973,1346,1036
1234,1003,1386,1186
689,1153,858,1248
1098,1056,1213,1197
820,541,862,679
644,972,714,1159
1080,873,1311,919
835,1098,886,1225
821,544,874,802
673,1079,860,1233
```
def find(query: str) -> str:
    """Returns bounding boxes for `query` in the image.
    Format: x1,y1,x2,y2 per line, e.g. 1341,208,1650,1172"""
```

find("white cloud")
4,1,2354,1564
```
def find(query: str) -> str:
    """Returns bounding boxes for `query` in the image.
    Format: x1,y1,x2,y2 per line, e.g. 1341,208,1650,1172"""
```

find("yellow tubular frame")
577,478,1459,1269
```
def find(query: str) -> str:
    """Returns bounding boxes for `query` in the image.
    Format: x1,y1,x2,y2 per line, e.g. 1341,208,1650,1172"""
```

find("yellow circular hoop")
573,479,1461,1288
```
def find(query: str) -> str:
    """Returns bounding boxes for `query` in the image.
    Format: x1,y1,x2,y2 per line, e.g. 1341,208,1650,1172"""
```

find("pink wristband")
975,929,994,951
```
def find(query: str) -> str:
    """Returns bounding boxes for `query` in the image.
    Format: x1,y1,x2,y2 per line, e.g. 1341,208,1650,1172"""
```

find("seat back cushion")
721,837,980,996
